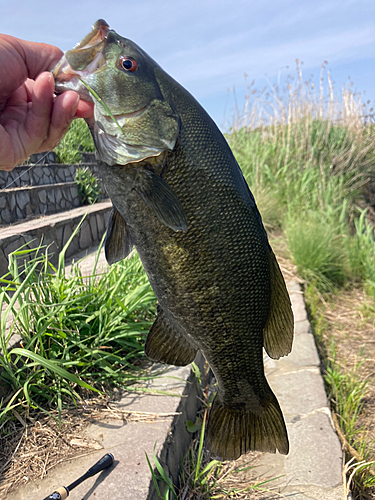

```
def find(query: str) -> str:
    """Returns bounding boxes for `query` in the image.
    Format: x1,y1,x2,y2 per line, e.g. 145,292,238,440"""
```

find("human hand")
0,34,94,171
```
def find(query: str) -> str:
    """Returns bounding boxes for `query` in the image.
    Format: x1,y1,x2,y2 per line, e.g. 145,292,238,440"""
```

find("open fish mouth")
53,19,147,124
52,19,110,98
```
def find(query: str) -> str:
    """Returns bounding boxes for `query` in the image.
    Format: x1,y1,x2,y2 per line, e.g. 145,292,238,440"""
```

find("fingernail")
70,94,80,117
47,73,54,88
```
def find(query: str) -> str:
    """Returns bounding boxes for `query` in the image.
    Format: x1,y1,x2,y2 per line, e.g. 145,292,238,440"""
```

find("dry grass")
313,288,375,453
0,394,178,498
207,453,279,500
0,405,95,498
233,60,373,132
179,441,279,500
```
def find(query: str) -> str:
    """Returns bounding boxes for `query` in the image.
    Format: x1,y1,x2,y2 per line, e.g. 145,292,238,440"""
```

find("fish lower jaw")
54,77,93,102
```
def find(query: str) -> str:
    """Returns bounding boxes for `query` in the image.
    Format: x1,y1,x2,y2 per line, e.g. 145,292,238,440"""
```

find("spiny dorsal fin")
263,250,294,359
105,207,134,265
134,168,188,232
145,308,197,366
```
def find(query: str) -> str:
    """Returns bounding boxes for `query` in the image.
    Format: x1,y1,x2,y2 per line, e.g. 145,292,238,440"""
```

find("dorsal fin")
263,251,294,359
145,307,197,366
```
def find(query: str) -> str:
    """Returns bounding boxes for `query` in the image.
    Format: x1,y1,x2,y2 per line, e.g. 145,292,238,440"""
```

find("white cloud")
163,26,374,98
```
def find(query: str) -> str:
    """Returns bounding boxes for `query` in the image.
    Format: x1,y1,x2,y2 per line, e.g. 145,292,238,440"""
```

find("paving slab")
256,282,344,499
6,355,209,500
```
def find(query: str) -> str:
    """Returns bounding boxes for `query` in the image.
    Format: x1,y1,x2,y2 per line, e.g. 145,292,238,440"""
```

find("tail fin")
207,394,289,460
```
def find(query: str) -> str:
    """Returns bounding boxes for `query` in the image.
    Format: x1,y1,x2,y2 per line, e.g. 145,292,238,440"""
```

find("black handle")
85,453,115,479
67,453,114,492
42,453,114,500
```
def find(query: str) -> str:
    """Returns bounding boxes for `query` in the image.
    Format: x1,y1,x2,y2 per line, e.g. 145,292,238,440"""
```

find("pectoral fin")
145,307,197,366
135,169,188,232
105,207,134,265
263,251,294,359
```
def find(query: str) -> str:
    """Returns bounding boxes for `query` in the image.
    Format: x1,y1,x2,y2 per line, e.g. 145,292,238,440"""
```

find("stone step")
0,182,80,224
0,163,95,189
0,200,112,279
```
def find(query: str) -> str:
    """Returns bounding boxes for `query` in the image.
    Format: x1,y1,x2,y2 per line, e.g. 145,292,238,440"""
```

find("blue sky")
2,0,374,128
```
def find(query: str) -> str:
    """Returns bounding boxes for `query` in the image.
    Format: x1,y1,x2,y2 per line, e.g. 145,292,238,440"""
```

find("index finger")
0,34,63,103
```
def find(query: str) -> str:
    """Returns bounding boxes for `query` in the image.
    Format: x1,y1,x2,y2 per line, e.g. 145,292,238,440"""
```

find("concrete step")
5,355,207,500
0,200,112,279
0,182,80,224
0,163,95,189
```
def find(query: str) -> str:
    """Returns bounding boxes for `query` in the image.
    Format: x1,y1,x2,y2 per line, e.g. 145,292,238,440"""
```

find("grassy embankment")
1,121,154,426
227,64,375,498
0,122,158,492
54,119,94,164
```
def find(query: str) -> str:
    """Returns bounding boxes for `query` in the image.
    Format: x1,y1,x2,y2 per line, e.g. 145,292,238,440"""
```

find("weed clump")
75,166,101,205
0,225,156,422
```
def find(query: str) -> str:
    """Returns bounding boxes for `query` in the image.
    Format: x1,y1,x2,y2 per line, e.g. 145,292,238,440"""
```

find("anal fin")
105,207,134,265
263,250,294,359
145,308,197,366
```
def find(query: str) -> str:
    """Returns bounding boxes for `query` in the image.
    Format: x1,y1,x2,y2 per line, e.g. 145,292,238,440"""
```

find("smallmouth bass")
53,20,294,460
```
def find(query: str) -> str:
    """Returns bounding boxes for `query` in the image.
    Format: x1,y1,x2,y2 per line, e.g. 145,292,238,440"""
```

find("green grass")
54,119,94,163
75,166,101,205
228,66,375,294
326,352,375,494
0,224,156,422
285,210,348,289
227,64,375,498
324,342,368,446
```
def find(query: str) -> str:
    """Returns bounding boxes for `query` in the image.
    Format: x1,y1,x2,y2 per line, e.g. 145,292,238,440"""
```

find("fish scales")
53,19,294,460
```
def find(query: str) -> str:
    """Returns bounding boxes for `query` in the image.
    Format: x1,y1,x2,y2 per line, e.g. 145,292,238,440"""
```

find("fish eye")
119,57,138,72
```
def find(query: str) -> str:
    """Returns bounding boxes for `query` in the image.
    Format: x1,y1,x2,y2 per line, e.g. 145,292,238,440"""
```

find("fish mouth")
74,19,110,50
52,19,110,99
53,19,146,122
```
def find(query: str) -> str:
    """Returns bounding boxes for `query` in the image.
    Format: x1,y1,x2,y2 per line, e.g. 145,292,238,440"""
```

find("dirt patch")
314,288,375,456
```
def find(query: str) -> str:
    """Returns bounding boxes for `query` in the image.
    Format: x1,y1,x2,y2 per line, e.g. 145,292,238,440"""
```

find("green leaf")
10,348,99,393
186,417,202,433
152,447,178,500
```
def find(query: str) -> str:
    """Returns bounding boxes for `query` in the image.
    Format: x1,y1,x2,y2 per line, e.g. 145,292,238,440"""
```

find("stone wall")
0,202,112,279
0,158,108,226
0,163,93,189
0,182,80,224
